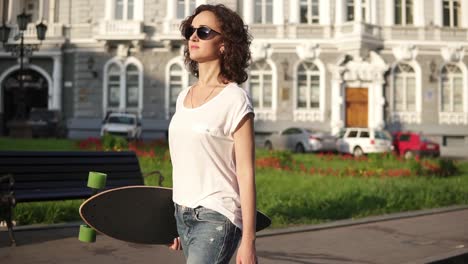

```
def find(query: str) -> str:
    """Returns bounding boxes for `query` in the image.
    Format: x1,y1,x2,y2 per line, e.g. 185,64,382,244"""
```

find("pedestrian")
167,4,257,264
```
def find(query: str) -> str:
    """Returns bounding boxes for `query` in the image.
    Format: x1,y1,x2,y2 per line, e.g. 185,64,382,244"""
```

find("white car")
264,127,337,153
336,127,393,157
100,113,142,140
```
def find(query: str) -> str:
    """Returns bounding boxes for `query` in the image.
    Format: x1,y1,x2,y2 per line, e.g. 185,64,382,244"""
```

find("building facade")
0,0,467,156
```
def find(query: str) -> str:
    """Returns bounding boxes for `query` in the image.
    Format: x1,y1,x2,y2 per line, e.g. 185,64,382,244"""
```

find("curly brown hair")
180,4,252,84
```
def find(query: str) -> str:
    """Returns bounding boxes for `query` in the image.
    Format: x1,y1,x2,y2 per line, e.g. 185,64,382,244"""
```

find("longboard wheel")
79,224,96,243
87,171,107,189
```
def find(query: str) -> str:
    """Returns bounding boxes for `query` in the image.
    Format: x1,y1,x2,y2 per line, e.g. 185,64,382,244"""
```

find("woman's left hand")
236,239,257,264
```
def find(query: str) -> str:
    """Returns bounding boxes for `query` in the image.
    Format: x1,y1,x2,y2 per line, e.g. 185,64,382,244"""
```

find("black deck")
80,186,271,244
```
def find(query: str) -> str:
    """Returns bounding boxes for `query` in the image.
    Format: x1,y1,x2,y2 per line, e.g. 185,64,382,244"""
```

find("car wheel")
264,141,273,151
404,151,414,160
353,146,363,157
295,143,305,153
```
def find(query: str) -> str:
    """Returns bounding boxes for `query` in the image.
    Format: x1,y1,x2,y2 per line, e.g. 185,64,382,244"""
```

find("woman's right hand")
168,237,182,250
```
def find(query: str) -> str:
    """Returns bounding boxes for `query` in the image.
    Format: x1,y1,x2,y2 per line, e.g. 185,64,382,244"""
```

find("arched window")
443,0,460,27
441,64,463,112
126,64,139,107
167,61,196,116
104,57,143,114
250,60,273,109
108,63,121,107
395,0,413,25
393,63,416,111
297,61,320,109
300,0,320,24
254,0,273,24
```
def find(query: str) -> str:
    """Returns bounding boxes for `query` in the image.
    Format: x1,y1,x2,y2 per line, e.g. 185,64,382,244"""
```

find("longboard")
79,186,271,244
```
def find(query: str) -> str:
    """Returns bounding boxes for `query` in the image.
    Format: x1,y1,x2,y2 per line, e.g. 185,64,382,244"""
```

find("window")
348,130,358,138
126,64,139,107
441,64,463,112
108,63,121,107
254,0,273,23
346,0,355,21
114,0,134,20
168,62,196,115
105,58,142,111
443,0,460,27
360,131,369,138
297,61,320,109
177,0,196,19
300,0,320,24
250,60,273,109
393,63,416,111
395,0,413,25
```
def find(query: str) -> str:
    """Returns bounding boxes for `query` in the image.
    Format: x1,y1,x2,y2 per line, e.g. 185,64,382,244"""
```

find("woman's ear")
219,43,225,54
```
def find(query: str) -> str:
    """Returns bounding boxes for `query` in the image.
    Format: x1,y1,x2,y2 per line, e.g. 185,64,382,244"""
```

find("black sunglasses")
184,26,221,40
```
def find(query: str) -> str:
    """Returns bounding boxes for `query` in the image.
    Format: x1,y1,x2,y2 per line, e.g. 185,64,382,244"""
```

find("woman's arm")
233,113,257,264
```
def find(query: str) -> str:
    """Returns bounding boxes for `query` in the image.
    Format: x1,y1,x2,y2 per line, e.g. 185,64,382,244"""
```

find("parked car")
392,131,440,159
264,127,337,153
27,108,67,138
336,127,393,157
100,112,142,140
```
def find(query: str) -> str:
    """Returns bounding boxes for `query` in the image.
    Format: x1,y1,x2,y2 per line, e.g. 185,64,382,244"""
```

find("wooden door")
346,88,368,127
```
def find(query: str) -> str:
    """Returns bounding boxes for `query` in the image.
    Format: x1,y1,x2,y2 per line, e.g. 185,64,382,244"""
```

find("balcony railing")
95,20,145,40
383,26,468,41
439,112,468,125
6,23,64,42
391,112,421,124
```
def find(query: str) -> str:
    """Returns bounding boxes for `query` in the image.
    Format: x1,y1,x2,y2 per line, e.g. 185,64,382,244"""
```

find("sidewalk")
1,205,467,264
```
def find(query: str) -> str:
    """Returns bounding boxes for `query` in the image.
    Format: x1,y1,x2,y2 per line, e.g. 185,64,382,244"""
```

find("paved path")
1,206,467,264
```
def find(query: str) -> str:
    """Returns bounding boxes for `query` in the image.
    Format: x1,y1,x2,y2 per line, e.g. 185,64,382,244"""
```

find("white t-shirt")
168,82,254,229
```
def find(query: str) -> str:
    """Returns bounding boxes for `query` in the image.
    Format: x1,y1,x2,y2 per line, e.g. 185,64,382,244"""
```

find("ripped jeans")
174,204,241,264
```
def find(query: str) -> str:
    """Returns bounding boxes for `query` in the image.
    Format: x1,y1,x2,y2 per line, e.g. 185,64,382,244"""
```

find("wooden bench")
0,150,146,246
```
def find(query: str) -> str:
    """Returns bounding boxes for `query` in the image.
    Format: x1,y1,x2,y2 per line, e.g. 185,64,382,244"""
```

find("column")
39,0,44,21
319,0,331,25
384,0,394,26
120,66,126,111
49,0,55,23
8,0,14,23
243,0,253,24
289,0,299,23
105,0,113,20
414,0,425,26
135,0,143,21
330,67,344,135
335,0,345,24
273,0,283,25
462,0,468,28
164,0,177,33
195,0,206,7
433,0,442,26
355,0,362,23
52,55,62,110
373,81,386,129
370,0,377,24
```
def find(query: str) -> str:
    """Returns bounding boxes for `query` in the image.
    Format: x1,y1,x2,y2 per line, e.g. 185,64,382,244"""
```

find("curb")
256,204,468,238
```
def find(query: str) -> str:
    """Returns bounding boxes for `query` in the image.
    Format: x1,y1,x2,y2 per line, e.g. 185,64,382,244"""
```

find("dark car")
392,131,440,159
27,108,67,138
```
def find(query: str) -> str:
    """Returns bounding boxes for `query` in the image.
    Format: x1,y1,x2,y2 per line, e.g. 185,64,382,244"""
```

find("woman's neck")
197,60,224,87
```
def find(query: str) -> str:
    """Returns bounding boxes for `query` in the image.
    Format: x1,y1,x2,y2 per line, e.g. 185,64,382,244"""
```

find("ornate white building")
0,0,467,155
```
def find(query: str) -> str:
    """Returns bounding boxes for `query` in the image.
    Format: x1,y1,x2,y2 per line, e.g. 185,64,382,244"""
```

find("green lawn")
2,137,468,227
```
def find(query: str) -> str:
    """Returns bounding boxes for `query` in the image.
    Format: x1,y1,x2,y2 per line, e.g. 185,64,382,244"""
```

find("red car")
392,132,440,159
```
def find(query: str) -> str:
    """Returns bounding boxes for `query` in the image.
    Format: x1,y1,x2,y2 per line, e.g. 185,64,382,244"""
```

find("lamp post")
0,10,47,121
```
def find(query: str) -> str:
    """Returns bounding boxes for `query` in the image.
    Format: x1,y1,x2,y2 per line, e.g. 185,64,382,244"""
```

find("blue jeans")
174,204,241,264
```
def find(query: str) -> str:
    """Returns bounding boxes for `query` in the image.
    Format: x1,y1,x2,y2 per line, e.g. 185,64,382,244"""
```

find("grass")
2,137,468,227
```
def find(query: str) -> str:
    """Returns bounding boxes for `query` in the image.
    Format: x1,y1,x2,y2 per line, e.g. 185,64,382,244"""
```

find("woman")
167,4,257,264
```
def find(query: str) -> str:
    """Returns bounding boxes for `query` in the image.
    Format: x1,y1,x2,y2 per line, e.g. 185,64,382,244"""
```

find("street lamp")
0,9,47,121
